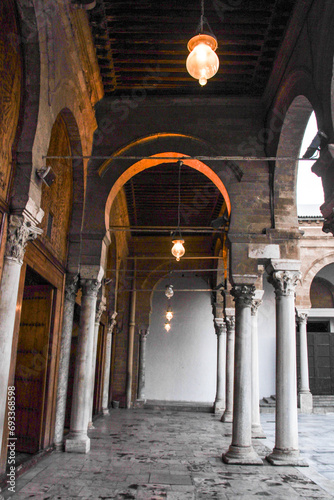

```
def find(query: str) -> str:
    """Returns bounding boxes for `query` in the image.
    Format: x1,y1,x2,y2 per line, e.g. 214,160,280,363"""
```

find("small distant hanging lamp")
186,0,219,86
165,302,173,321
171,161,185,261
164,321,171,332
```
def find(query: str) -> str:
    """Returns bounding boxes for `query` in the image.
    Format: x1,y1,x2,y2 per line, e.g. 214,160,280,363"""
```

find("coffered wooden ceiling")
88,0,297,96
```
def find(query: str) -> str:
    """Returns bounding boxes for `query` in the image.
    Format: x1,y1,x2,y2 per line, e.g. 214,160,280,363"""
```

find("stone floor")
1,409,333,499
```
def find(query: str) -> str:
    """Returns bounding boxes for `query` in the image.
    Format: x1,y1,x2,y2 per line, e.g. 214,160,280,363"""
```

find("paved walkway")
1,409,334,499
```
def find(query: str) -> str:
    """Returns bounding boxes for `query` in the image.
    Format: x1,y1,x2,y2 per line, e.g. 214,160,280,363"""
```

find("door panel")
14,285,54,453
307,330,334,395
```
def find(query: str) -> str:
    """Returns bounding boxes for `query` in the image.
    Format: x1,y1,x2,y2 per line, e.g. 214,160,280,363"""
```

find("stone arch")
299,253,334,308
310,276,334,308
10,0,41,216
273,91,319,230
45,108,85,273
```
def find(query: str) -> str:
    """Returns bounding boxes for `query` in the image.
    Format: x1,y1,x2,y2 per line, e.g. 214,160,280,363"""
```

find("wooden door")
307,322,334,395
14,285,54,453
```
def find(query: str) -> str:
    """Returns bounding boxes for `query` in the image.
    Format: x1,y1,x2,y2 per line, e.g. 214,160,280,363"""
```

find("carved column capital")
107,311,118,335
268,270,301,297
5,215,43,264
95,298,106,324
231,284,256,307
225,315,235,332
251,299,263,316
139,328,149,340
214,318,226,336
80,278,101,298
64,274,79,303
296,312,308,325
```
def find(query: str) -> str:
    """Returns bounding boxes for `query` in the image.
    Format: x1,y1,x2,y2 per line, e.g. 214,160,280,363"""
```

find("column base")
214,399,225,414
298,391,313,414
134,399,146,408
266,447,308,466
102,408,110,416
221,410,233,423
252,423,266,439
65,434,90,453
54,442,64,452
222,444,263,465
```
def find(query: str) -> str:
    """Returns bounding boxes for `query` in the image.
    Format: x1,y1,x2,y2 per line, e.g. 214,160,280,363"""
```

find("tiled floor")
1,409,333,499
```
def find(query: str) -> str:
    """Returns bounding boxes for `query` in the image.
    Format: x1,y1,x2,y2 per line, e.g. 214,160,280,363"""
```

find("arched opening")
297,111,324,217
106,154,230,408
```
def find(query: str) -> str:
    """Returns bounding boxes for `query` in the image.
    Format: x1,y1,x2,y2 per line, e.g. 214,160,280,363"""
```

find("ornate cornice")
268,270,301,297
5,215,43,265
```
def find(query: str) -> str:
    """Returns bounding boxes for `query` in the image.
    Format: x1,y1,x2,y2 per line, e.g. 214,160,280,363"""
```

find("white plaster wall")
257,275,276,399
145,275,217,403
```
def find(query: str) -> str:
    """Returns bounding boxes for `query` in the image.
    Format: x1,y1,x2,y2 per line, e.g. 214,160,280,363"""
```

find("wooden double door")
14,280,56,453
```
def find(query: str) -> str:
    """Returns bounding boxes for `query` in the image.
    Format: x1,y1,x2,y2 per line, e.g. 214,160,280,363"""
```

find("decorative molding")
296,312,308,324
5,215,42,264
268,270,301,297
225,315,235,331
251,298,263,316
139,328,149,340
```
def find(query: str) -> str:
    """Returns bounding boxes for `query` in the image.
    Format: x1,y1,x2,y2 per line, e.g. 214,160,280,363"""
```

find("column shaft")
137,329,149,401
297,312,312,413
266,266,307,466
0,215,42,455
65,279,101,453
54,274,78,449
126,265,136,409
102,313,117,415
223,285,262,465
251,296,265,438
214,319,226,413
221,315,235,423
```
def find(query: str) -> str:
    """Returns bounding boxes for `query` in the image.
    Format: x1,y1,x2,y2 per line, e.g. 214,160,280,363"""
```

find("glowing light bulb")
171,239,185,261
164,322,171,332
186,34,219,86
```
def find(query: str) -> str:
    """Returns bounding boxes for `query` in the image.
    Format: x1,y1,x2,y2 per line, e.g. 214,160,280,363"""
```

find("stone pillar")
137,328,149,402
214,318,226,414
266,261,307,466
296,311,313,413
221,314,235,423
54,273,79,449
102,312,117,415
251,292,265,439
0,215,42,455
65,278,101,453
126,265,137,409
88,297,106,428
223,285,262,465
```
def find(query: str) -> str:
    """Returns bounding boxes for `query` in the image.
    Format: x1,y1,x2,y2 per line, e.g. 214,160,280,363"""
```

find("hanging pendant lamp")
186,0,219,86
171,161,185,261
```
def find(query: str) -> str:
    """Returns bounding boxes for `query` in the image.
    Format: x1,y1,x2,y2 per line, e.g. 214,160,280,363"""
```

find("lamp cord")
177,160,182,237
200,0,204,32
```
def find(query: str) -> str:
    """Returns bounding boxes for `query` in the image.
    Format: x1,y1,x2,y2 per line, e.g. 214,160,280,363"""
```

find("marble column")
266,261,307,465
137,328,149,402
88,297,106,428
102,312,117,415
126,270,137,409
296,311,313,413
251,292,265,439
65,278,101,453
223,285,262,465
214,319,226,414
0,215,42,455
221,314,235,423
54,273,79,449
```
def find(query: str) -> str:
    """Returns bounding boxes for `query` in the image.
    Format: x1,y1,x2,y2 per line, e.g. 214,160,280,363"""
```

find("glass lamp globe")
186,33,219,86
171,239,185,261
